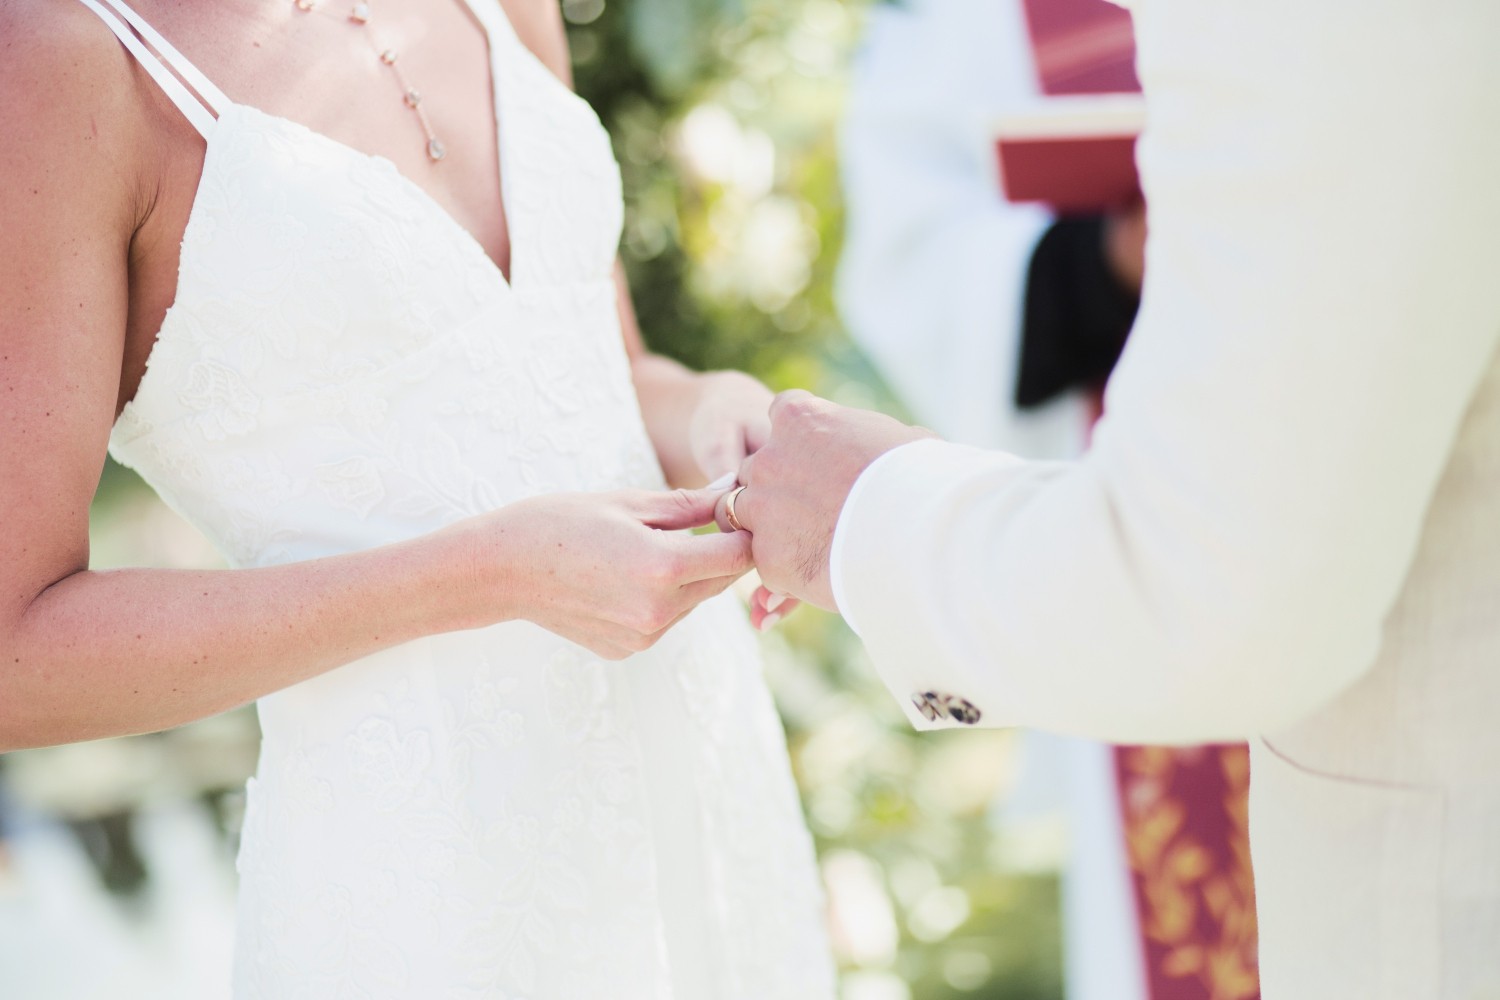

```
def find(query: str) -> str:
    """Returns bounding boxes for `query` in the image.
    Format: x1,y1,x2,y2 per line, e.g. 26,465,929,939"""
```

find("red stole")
1082,390,1261,999
1115,745,1260,1000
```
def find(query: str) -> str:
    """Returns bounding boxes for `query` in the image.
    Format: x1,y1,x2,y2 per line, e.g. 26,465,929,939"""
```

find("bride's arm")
6,488,749,753
613,264,777,488
0,16,751,752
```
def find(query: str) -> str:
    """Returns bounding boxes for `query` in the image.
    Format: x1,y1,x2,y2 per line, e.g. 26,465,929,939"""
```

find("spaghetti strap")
91,0,232,112
455,0,514,45
74,0,226,138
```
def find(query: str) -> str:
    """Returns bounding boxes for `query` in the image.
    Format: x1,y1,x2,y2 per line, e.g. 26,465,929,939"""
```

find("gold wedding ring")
723,485,749,532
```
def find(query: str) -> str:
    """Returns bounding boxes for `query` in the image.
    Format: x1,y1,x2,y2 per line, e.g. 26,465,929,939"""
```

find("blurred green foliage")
568,0,891,398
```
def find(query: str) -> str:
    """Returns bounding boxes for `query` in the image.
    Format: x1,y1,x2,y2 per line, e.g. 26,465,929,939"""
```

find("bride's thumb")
638,486,726,531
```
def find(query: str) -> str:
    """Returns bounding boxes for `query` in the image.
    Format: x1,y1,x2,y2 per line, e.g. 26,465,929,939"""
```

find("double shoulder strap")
75,0,230,137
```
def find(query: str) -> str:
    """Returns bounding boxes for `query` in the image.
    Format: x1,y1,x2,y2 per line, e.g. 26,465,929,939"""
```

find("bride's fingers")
751,585,791,615
648,572,763,644
750,585,799,631
570,620,673,660
639,604,701,649
549,574,754,660
607,602,703,656
676,571,744,608
672,529,754,583
631,486,730,531
695,424,749,486
751,585,774,613
545,623,636,662
705,470,739,491
719,481,759,535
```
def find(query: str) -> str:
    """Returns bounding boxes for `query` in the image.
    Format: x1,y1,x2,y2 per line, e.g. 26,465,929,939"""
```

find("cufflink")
943,697,982,725
910,691,982,726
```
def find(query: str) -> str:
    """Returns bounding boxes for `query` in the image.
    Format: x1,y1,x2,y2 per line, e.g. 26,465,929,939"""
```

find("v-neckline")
452,0,520,287
228,101,517,291
118,0,523,423
247,0,521,290
229,0,523,288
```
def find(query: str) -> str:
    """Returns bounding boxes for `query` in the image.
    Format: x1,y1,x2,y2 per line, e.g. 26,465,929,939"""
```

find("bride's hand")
748,584,801,632
687,370,775,483
454,486,752,660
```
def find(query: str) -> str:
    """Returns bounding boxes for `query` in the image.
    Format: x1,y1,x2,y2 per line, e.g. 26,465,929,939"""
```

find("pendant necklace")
292,0,448,162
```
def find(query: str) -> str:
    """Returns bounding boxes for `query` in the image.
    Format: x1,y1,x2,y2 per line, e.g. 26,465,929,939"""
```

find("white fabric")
835,3,1142,999
85,0,836,996
832,0,1500,995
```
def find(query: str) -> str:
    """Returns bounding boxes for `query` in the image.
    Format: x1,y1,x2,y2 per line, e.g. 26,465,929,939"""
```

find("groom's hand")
717,390,934,611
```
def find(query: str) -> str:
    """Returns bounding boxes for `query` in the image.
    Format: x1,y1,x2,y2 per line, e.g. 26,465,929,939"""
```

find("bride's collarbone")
115,0,516,410
137,0,507,225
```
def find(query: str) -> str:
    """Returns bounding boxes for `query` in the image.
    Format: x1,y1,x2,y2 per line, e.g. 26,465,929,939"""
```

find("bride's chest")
118,0,624,427
109,104,645,548
117,91,623,438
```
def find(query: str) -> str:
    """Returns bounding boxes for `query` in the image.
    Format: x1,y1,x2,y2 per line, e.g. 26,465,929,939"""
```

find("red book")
994,95,1144,214
996,0,1143,214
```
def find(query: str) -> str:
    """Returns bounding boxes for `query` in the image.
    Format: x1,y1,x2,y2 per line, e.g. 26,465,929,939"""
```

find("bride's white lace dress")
83,0,836,995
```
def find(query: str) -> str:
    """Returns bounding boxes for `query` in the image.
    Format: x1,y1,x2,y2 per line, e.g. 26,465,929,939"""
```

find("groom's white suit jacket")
831,1,1500,997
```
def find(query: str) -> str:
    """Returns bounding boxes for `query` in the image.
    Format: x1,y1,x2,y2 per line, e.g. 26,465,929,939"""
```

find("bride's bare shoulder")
3,0,133,82
0,0,160,251
0,0,154,172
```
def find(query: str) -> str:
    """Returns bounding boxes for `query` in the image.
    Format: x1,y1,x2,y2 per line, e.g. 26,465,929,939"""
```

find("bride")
0,0,834,995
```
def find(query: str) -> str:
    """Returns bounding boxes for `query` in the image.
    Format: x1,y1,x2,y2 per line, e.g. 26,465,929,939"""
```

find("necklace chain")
292,0,448,162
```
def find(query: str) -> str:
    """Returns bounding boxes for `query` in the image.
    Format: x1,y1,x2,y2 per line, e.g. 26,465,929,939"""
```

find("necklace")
292,0,448,162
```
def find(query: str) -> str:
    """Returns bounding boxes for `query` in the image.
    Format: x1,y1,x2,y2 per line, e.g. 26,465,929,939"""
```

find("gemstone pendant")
349,2,370,23
427,138,447,162
380,48,398,65
404,89,422,109
294,0,317,10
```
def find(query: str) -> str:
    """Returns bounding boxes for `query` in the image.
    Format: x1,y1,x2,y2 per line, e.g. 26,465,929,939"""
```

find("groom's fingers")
712,483,752,535
713,490,736,534
713,482,764,536
768,388,816,426
724,484,760,535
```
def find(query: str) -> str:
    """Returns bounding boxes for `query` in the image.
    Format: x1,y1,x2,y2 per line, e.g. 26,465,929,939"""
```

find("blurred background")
0,0,1066,996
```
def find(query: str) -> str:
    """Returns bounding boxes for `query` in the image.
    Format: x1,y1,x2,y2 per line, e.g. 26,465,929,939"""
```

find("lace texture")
106,2,835,996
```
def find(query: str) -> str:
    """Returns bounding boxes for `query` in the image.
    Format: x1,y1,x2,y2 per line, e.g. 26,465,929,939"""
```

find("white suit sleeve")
830,0,1500,744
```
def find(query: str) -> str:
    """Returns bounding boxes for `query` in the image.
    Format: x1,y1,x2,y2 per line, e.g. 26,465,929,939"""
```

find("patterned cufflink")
911,691,982,725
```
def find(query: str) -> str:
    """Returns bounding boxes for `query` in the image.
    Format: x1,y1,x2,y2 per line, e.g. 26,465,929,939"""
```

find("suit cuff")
830,438,1024,730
